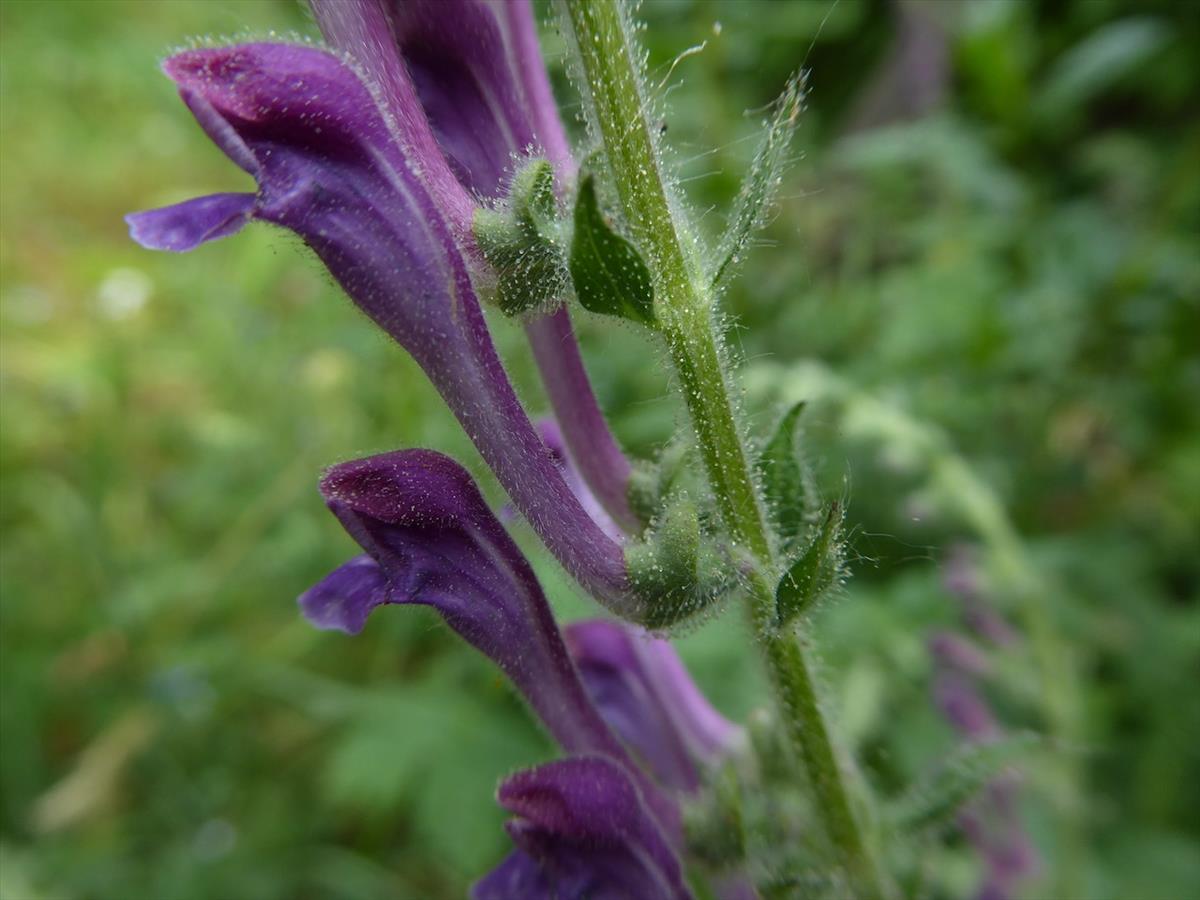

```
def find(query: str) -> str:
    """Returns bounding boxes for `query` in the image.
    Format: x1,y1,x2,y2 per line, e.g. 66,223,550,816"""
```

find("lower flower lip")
126,192,256,253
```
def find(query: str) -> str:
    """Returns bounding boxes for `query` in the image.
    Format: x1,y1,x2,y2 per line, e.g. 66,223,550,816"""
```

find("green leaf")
774,501,842,626
711,73,805,290
887,733,1041,833
569,174,655,326
759,402,816,546
1034,18,1168,127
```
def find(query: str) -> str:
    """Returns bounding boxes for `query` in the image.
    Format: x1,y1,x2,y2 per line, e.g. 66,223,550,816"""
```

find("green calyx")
628,437,691,526
472,159,568,316
471,161,659,327
626,494,716,630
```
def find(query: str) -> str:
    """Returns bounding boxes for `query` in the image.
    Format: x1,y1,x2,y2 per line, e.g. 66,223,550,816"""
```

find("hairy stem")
558,1,883,894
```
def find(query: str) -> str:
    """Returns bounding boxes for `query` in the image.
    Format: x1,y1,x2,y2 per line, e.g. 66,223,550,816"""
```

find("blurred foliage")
1,0,1197,898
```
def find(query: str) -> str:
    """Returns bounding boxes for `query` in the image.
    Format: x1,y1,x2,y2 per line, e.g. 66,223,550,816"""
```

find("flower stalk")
557,1,883,895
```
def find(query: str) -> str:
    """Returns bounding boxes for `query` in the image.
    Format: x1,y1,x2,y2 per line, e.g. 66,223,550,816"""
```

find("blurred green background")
1,1,1197,897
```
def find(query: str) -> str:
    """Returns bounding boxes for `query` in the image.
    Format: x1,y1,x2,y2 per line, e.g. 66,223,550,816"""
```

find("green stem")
559,2,883,895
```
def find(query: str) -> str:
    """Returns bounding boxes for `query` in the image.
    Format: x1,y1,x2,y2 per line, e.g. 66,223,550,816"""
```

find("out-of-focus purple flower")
933,672,998,742
565,619,741,793
845,0,948,132
312,0,639,532
931,546,1038,900
959,794,1039,900
473,756,691,900
943,544,1018,646
942,543,983,601
299,448,677,835
928,631,991,677
126,42,638,617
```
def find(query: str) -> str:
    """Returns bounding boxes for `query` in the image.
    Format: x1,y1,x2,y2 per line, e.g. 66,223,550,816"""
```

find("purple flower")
930,550,1037,900
928,631,991,677
932,671,998,741
473,756,691,900
299,448,676,833
565,619,741,793
959,796,1039,900
312,0,639,532
126,41,640,617
298,449,764,895
943,544,1018,646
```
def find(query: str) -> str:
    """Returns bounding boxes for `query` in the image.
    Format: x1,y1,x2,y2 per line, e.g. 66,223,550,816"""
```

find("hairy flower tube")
125,41,645,618
565,619,741,794
311,0,640,532
299,448,745,896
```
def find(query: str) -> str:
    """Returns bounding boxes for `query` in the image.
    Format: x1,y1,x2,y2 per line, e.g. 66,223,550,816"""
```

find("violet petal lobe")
146,43,475,336
474,756,691,900
297,554,389,634
125,192,255,252
565,620,741,792
304,449,679,837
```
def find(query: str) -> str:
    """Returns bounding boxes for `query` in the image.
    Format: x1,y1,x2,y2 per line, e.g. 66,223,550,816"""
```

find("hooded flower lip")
299,449,678,836
125,42,476,341
474,756,692,900
127,41,639,618
565,619,741,793
312,0,639,532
